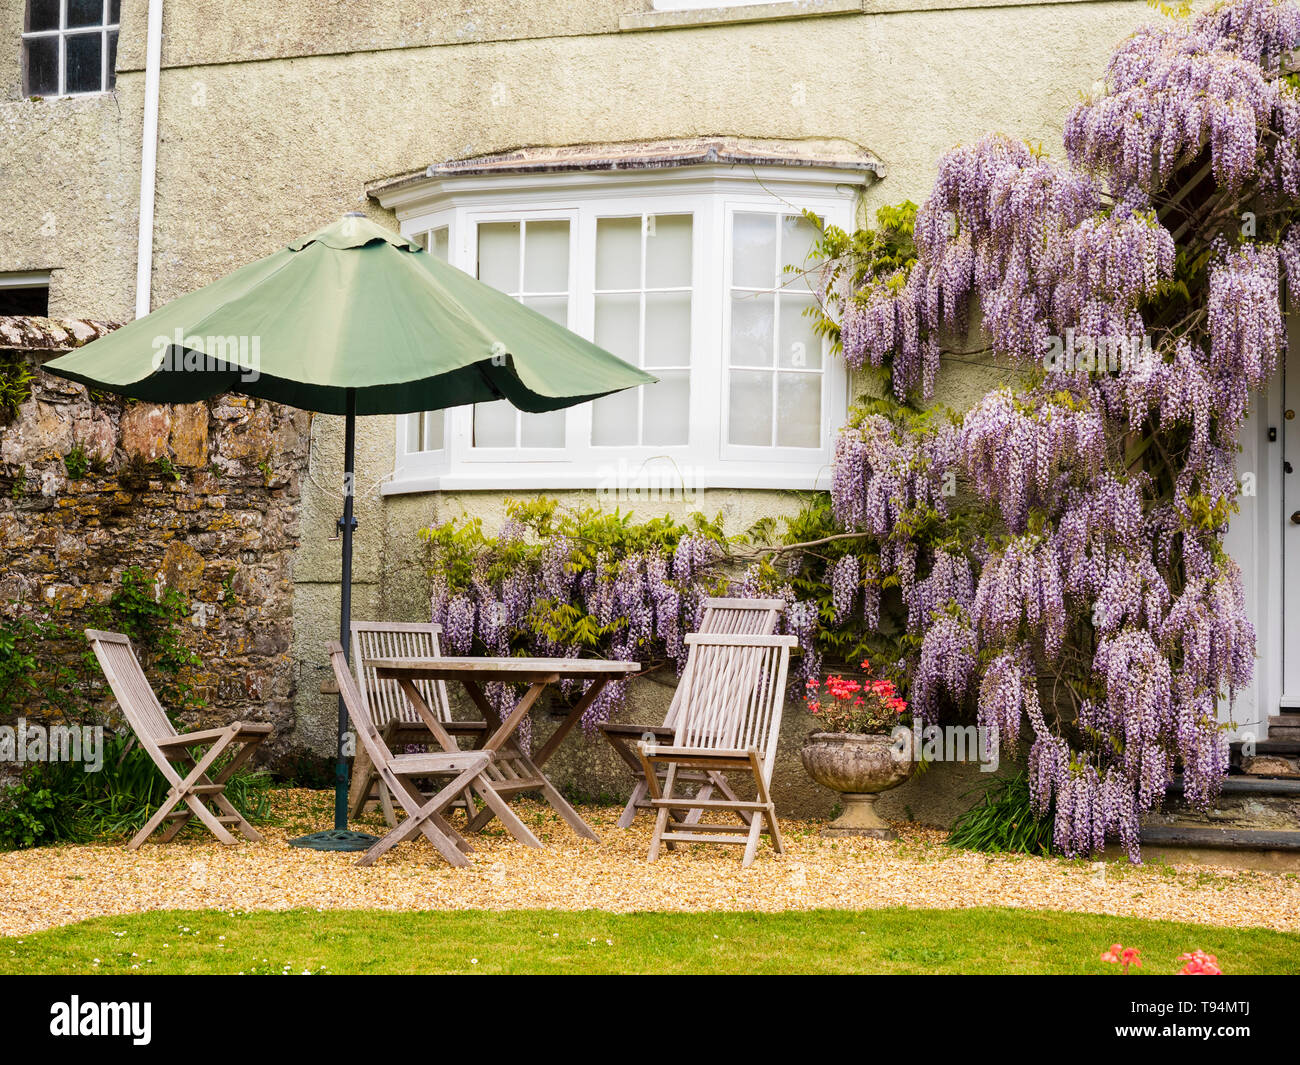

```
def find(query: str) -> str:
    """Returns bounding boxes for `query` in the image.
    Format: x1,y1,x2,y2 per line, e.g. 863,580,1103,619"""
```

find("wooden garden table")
367,656,641,843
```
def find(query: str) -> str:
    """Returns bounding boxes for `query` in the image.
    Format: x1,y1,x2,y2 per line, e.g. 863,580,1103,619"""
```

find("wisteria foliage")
415,1,1295,862
819,0,1300,860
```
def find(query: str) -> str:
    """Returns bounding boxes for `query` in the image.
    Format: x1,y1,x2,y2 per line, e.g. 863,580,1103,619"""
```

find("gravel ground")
1,789,1297,936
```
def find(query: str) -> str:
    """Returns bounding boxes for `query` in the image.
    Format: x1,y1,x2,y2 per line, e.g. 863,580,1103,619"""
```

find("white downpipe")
134,0,164,320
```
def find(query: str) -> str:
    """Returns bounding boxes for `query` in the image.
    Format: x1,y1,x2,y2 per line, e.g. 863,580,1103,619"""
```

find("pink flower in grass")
1177,950,1222,975
1100,943,1142,973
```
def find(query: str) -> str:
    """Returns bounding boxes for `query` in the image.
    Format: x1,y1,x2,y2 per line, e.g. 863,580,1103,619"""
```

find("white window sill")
381,466,833,496
621,0,862,32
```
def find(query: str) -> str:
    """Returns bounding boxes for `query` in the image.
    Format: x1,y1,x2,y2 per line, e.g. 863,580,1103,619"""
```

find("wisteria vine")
418,0,1296,862
814,0,1299,860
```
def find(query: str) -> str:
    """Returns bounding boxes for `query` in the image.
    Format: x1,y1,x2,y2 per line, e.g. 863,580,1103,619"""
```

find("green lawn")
1,907,1296,974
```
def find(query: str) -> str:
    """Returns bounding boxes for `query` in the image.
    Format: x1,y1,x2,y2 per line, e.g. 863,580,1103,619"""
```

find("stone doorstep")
1138,825,1300,852
1230,739,1300,779
1268,714,1300,742
1143,775,1300,849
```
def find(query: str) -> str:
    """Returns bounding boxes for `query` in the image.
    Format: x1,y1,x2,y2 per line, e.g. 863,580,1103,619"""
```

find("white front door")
1282,342,1300,711
1224,320,1293,738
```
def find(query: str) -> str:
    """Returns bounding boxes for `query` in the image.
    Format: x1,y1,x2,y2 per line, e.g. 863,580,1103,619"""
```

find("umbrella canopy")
46,214,655,412
45,213,656,848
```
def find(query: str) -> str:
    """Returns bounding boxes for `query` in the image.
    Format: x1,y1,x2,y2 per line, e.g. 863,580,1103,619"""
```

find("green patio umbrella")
45,213,656,849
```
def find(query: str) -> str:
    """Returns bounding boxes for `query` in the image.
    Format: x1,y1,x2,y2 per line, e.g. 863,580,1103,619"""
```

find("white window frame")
21,0,120,98
375,164,859,494
0,271,52,315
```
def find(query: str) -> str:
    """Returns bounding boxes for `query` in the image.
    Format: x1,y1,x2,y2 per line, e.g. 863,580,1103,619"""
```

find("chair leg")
750,751,782,860
210,791,264,843
765,806,786,855
379,780,398,827
129,791,187,850
471,782,542,847
357,763,486,868
616,778,648,829
741,815,764,868
644,760,678,862
349,746,378,819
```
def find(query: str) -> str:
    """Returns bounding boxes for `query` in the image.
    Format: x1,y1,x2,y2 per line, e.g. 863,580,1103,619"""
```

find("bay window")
373,151,869,493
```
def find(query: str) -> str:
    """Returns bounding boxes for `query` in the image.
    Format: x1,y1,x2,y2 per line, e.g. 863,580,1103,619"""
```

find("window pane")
23,37,58,96
594,292,640,363
645,214,692,288
405,413,422,453
729,371,773,447
520,411,564,448
428,226,449,262
643,372,689,446
730,294,774,367
781,213,821,277
473,400,517,448
421,410,445,451
644,291,690,368
110,0,122,23
523,220,569,292
26,0,61,31
106,29,117,88
478,222,519,292
67,0,104,28
776,374,821,448
64,32,103,94
522,295,567,327
778,293,822,370
595,217,641,290
732,212,776,289
591,388,639,447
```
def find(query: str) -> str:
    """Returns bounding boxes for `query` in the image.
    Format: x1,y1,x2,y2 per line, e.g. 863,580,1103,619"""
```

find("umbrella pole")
288,389,378,852
335,388,356,831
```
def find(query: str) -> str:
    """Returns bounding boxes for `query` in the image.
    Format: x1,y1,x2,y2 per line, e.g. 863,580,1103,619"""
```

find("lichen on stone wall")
0,339,310,764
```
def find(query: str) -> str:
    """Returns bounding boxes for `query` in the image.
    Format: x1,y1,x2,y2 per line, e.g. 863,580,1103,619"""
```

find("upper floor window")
0,272,51,316
369,140,879,494
22,0,120,98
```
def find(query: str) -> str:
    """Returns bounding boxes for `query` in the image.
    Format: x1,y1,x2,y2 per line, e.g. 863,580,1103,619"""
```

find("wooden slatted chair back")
86,630,180,751
663,598,785,729
352,622,452,728
328,640,395,771
671,633,797,779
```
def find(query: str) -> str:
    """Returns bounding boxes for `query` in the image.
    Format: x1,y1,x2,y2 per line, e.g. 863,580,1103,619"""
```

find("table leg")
534,677,606,767
459,677,606,842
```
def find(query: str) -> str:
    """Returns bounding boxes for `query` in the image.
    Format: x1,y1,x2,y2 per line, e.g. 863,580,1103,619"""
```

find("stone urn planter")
801,731,914,839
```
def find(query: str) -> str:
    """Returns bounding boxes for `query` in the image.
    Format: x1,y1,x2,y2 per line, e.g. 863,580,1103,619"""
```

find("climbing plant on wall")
419,0,1299,860
805,0,1300,860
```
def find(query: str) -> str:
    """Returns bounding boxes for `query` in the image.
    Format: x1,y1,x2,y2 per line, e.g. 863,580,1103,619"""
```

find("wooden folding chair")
637,632,797,867
329,641,541,867
349,621,487,825
599,598,785,828
86,629,272,850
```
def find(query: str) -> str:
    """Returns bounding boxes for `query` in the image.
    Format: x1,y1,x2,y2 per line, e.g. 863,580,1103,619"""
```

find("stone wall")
0,318,310,762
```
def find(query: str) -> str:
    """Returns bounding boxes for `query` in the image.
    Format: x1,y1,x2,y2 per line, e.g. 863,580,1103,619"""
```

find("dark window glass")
106,30,117,88
64,32,102,94
67,0,105,29
0,287,50,316
110,0,121,23
25,0,61,33
23,37,59,96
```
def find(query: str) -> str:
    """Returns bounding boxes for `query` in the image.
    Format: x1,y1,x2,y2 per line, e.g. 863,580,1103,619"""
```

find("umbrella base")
287,829,381,852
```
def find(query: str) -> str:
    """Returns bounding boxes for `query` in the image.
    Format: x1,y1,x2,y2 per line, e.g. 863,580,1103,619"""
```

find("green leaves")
947,772,1054,856
0,355,36,425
